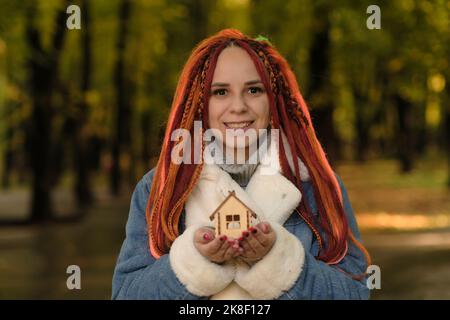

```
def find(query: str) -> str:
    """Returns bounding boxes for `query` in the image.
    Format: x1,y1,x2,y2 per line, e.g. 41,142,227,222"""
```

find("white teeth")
225,122,252,128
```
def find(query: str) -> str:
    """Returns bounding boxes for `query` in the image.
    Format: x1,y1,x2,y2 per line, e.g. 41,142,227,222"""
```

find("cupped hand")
237,221,276,264
193,227,243,264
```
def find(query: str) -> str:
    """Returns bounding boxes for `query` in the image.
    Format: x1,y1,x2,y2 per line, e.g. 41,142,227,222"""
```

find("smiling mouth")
224,121,254,129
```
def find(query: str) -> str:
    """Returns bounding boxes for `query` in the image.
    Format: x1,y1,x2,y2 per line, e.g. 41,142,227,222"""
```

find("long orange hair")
145,29,371,270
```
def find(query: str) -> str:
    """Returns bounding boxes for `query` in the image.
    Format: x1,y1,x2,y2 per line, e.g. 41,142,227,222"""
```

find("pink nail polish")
203,233,210,241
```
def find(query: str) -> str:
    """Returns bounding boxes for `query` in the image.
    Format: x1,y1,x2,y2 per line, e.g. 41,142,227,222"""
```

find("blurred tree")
394,93,414,172
72,0,94,207
307,1,340,164
331,1,387,162
0,0,448,214
25,0,70,221
445,81,449,189
381,0,444,173
0,1,28,188
111,0,132,196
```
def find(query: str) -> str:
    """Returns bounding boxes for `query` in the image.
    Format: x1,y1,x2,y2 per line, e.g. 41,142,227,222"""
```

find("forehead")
212,46,261,82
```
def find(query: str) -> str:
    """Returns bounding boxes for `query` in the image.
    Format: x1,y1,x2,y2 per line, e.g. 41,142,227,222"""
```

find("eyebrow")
211,80,263,87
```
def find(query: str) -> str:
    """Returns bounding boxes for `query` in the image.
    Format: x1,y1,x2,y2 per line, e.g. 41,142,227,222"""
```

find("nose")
229,93,248,113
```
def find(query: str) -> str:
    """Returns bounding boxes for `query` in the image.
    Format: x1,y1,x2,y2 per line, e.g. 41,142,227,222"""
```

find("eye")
248,87,264,95
212,88,227,96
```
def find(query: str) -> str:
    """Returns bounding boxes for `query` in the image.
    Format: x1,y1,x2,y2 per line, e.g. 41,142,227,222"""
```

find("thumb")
261,222,271,233
198,228,215,243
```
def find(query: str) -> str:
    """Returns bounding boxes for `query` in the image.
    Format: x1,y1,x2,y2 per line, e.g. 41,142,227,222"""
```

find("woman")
112,29,371,300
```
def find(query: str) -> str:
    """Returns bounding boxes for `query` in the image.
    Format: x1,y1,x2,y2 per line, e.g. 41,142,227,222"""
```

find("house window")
226,214,241,229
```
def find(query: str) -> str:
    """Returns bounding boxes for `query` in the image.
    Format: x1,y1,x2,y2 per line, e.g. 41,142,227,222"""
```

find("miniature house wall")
209,191,257,238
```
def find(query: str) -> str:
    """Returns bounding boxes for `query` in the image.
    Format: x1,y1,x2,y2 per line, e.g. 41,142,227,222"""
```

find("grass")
336,157,450,220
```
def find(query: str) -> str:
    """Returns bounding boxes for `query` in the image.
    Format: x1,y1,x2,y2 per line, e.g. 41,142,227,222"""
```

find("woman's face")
208,46,270,151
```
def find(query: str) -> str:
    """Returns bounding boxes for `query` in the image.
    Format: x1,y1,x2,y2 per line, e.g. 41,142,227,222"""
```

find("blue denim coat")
112,168,370,299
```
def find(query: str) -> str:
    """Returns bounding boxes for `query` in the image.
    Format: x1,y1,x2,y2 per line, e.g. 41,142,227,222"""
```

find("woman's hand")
237,222,276,264
193,227,243,264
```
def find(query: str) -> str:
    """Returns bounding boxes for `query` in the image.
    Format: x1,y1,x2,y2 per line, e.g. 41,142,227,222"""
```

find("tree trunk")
354,91,369,162
394,94,414,173
308,4,339,164
73,0,94,208
26,0,69,222
186,0,210,43
1,117,13,188
446,77,450,188
111,0,132,195
446,108,450,188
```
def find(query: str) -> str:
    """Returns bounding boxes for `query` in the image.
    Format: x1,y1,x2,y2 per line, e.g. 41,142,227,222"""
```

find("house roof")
209,190,258,221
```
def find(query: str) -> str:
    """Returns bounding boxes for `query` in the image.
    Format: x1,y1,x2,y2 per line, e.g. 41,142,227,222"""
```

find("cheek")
207,101,223,128
253,98,270,126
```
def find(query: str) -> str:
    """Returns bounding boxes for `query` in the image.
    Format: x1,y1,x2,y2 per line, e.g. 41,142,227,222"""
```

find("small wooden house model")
209,191,258,238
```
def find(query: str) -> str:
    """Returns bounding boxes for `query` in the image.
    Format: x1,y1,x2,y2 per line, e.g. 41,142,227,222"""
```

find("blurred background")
0,0,449,299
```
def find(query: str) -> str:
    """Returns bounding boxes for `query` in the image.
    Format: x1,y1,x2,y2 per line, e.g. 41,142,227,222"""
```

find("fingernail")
242,231,249,237
248,227,255,233
220,235,227,241
203,233,210,241
238,236,244,241
251,228,257,234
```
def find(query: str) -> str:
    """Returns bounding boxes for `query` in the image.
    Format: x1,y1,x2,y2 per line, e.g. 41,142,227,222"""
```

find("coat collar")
184,130,310,229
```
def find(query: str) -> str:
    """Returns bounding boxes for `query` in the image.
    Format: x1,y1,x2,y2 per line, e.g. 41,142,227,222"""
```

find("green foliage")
0,0,448,184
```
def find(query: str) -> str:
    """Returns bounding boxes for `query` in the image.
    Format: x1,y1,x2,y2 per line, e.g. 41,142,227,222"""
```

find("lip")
223,121,254,131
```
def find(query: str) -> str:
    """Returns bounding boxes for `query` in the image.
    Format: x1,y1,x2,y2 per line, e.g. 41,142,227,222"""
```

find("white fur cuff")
169,225,236,297
234,223,305,299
